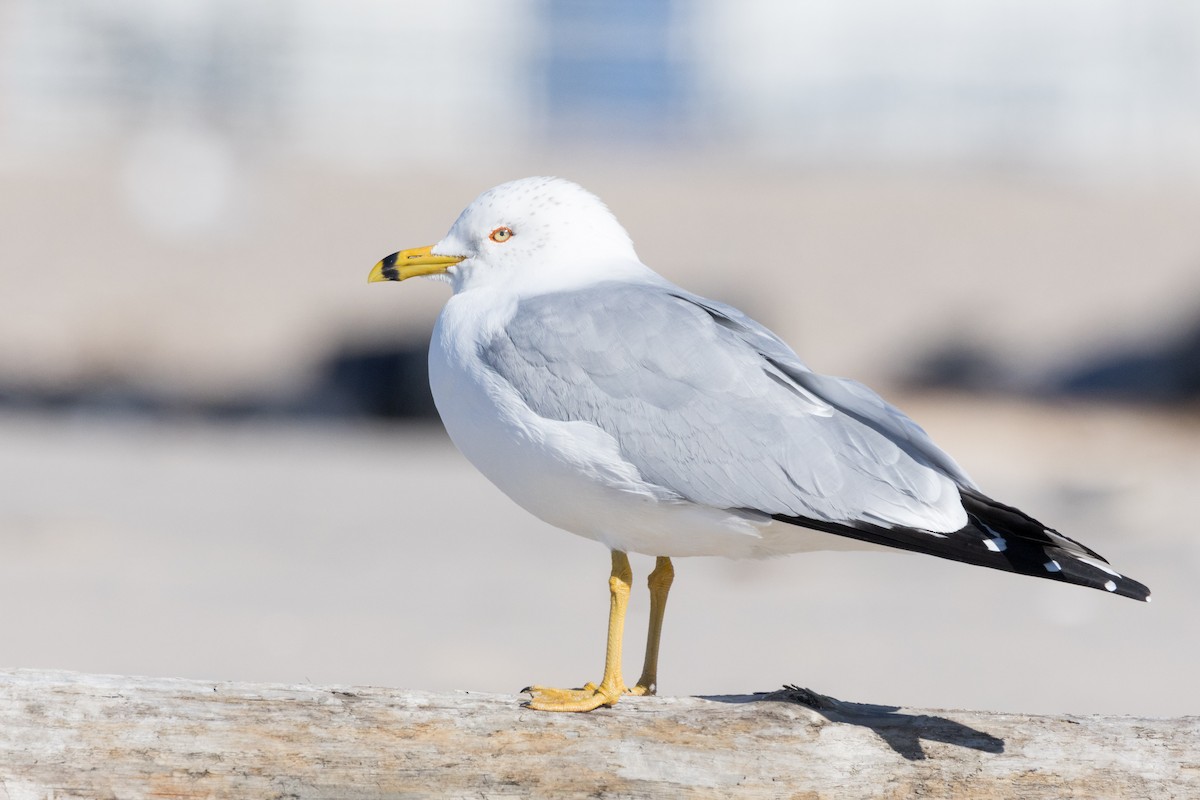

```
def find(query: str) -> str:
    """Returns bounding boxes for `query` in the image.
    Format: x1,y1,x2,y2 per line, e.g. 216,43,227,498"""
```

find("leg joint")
647,556,675,592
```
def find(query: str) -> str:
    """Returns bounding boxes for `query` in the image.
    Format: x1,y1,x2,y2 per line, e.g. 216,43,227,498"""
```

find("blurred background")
1,0,1198,716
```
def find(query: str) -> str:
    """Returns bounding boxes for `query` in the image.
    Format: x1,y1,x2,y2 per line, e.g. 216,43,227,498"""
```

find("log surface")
0,669,1196,799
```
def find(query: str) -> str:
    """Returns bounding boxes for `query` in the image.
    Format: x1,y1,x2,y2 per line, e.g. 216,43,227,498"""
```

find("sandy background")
5,161,1200,398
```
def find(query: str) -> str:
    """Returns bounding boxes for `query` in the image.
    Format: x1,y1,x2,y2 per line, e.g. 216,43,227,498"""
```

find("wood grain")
0,670,1195,799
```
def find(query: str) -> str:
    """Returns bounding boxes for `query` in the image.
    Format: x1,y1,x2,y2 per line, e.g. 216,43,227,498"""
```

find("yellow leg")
630,556,674,696
523,551,633,712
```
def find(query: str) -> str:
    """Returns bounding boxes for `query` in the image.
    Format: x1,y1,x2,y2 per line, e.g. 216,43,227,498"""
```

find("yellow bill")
368,245,465,283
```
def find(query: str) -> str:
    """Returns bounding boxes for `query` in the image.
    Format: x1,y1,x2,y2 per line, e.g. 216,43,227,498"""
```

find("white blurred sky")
3,0,1199,174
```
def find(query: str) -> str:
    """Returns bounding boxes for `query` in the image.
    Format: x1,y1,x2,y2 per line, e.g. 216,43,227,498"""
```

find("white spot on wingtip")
979,524,1007,552
1044,560,1062,573
1146,595,1152,603
1104,580,1117,592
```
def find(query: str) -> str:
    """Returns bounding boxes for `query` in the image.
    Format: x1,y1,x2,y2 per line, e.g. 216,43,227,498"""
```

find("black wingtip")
960,490,1152,602
772,490,1152,602
1045,554,1151,601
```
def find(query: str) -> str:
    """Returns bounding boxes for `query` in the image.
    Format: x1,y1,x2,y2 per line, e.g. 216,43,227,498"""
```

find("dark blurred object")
306,342,437,420
1053,320,1200,404
908,309,1200,405
0,338,439,422
903,343,1014,394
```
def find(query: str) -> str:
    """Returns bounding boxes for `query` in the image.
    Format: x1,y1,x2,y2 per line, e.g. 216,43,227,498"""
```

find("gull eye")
489,226,514,243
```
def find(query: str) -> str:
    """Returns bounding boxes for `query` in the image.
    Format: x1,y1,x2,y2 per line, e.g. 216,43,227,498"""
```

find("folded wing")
482,281,968,533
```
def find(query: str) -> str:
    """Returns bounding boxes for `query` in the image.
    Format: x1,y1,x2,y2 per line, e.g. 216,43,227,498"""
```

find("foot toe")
522,682,623,712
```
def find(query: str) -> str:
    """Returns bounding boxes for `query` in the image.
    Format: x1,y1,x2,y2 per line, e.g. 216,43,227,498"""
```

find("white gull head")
429,177,651,295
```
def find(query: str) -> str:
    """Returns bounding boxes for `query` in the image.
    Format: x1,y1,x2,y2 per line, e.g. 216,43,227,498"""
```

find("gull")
369,177,1150,713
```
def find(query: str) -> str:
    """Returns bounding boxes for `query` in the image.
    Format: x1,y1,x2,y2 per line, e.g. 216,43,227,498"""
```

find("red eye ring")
489,226,514,243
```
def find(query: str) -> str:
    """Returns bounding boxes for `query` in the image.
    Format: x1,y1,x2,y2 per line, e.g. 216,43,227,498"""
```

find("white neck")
450,255,665,299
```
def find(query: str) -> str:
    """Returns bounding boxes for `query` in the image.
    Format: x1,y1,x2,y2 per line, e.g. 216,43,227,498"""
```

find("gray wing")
672,291,978,490
481,281,970,531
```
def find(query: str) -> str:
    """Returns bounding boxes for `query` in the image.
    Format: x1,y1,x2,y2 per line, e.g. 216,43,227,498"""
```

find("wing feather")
481,282,968,532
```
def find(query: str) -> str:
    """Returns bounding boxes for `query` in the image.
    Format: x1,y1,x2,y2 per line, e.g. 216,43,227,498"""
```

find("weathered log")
0,669,1194,799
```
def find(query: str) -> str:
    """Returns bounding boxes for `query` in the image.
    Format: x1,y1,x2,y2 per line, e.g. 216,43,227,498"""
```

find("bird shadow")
698,685,1006,762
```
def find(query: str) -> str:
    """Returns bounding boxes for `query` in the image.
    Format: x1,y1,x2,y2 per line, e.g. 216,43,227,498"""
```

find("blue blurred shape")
1055,320,1200,405
537,0,688,141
